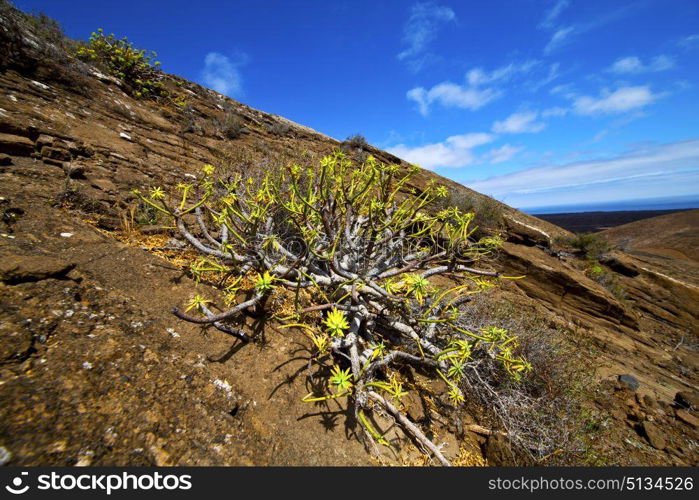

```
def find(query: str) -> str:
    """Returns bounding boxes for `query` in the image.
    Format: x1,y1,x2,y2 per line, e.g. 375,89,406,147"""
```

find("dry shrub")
446,190,504,236
457,293,599,464
567,232,611,261
342,134,369,150
214,110,246,139
266,121,291,137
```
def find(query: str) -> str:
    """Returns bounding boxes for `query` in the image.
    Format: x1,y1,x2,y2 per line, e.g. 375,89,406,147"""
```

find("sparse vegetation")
266,121,291,137
567,234,625,300
459,295,602,464
25,11,66,49
343,134,369,150
136,152,531,465
0,1,91,93
76,28,168,99
586,263,626,301
179,104,203,135
568,232,611,262
214,110,246,139
446,190,505,236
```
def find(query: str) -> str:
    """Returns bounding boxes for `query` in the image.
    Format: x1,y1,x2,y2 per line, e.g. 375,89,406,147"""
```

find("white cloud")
541,106,568,117
608,55,674,74
528,62,561,91
572,86,660,115
539,0,570,29
397,2,456,69
550,83,575,96
407,84,500,115
540,4,640,55
544,26,575,54
592,130,608,143
466,60,539,86
483,144,524,164
679,33,699,49
468,139,699,209
492,111,545,134
201,52,246,97
387,132,495,169
407,60,538,115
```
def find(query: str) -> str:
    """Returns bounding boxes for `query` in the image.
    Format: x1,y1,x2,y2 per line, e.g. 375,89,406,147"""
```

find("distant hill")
601,209,699,264
534,208,696,234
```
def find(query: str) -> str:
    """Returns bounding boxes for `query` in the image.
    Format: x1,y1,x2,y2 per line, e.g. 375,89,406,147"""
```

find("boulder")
675,391,699,410
40,145,72,162
642,394,659,409
640,421,666,450
618,374,640,391
35,134,55,149
676,409,699,429
0,255,76,283
0,133,34,156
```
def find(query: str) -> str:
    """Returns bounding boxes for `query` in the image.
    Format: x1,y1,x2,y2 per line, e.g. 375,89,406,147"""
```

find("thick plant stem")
368,392,451,467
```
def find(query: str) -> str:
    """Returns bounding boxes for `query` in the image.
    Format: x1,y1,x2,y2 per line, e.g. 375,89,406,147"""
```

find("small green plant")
587,264,626,301
588,263,605,279
569,233,611,262
254,271,276,294
76,28,168,99
323,308,349,337
328,365,353,392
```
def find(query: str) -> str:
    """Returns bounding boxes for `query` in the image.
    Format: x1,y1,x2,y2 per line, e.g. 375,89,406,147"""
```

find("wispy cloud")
387,132,495,169
608,55,674,74
466,60,540,86
539,0,571,29
540,2,642,55
483,144,524,164
468,139,699,209
541,106,568,117
407,60,538,115
571,85,661,115
528,62,561,91
550,83,575,96
538,0,574,54
492,111,545,134
678,33,699,49
544,26,575,54
201,52,247,97
397,2,456,71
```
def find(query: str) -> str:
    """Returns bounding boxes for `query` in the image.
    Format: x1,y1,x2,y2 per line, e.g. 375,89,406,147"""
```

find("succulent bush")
76,28,168,99
136,152,530,465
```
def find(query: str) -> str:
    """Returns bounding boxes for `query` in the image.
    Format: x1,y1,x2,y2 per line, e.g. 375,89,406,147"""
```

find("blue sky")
13,0,699,211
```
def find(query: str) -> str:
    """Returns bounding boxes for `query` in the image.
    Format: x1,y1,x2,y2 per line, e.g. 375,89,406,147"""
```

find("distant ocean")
522,195,699,215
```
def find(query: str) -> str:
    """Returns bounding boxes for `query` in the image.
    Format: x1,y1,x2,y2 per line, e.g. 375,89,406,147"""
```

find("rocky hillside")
602,209,699,284
1,2,697,466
